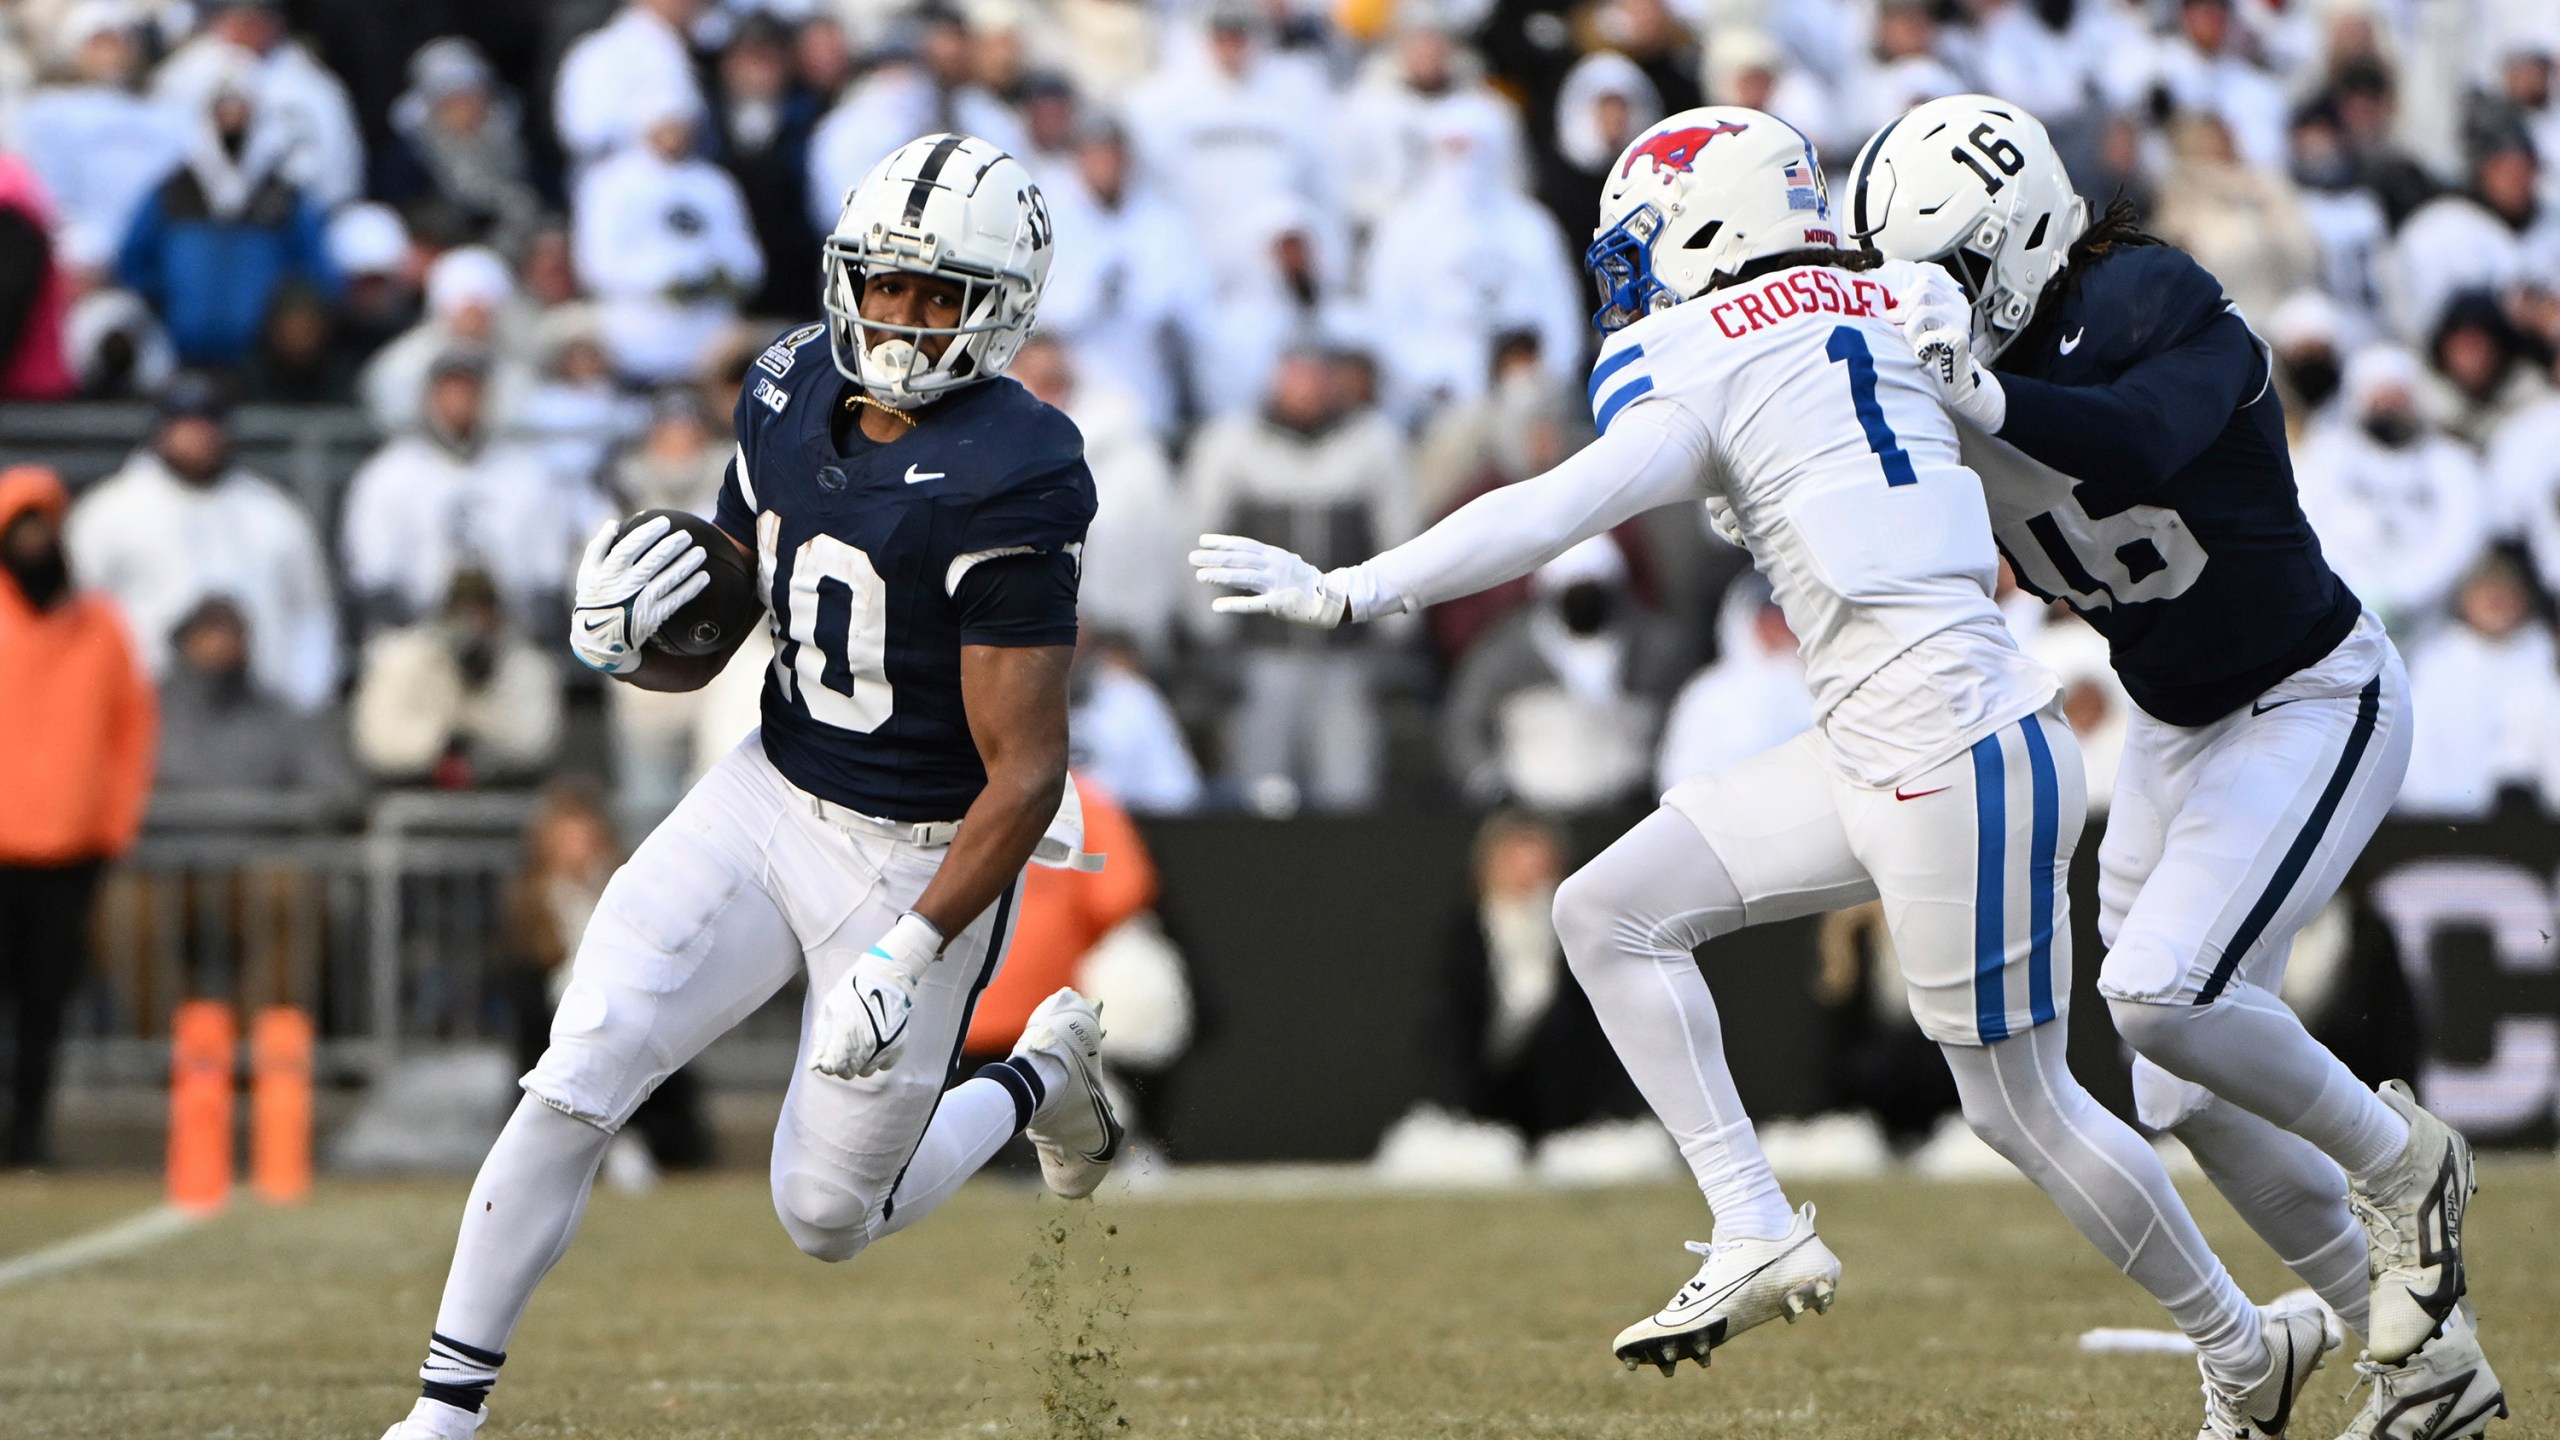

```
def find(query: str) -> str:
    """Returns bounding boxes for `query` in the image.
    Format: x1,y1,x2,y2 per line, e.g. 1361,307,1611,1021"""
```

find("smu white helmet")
1845,95,2086,362
824,133,1055,408
1587,107,1838,333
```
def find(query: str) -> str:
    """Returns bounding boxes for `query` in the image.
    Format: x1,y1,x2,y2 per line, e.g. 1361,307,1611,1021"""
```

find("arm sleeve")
1993,309,2265,497
1354,398,1717,614
953,549,1081,647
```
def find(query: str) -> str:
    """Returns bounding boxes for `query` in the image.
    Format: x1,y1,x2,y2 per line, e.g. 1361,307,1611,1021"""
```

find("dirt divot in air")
1018,1200,1134,1438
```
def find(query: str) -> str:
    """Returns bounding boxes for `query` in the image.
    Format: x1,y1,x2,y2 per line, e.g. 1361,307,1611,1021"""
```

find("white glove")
1882,263,2007,433
1908,321,2008,433
808,912,942,1080
1192,534,1355,628
570,516,710,674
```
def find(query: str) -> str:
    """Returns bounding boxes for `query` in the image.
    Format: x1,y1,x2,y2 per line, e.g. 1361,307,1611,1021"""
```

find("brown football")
614,509,760,658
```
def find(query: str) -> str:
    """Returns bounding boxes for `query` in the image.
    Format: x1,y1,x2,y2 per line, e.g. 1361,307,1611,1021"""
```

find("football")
615,508,759,657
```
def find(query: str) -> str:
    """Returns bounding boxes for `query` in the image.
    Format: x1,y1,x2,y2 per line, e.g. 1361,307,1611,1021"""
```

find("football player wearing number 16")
379,134,1122,1440
1199,106,2322,1426
1853,95,2502,1440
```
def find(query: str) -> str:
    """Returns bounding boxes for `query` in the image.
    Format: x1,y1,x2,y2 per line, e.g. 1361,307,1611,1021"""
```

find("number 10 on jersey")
759,512,895,732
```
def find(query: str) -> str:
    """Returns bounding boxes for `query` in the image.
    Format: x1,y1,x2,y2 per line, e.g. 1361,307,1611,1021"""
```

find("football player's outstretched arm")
908,642,1075,937
1194,401,1716,626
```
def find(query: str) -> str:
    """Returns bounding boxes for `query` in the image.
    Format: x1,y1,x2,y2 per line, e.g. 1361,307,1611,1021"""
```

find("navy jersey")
715,322,1096,820
1968,244,2360,727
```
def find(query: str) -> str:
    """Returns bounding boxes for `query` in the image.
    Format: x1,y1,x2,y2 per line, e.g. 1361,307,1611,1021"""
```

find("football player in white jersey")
1197,108,2331,1433
1855,96,2500,1440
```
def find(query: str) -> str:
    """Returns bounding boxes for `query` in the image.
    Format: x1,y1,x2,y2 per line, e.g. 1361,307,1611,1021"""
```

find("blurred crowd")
0,0,2558,841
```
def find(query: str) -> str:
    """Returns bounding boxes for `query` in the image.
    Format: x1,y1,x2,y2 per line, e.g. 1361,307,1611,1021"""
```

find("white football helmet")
1845,95,2086,362
1587,106,1839,333
823,133,1054,408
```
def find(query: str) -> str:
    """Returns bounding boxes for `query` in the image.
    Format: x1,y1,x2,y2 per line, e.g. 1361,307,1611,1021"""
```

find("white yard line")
0,1204,210,1290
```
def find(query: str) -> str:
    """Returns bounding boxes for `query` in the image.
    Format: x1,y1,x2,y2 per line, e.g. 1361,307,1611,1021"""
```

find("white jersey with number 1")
1588,260,2056,787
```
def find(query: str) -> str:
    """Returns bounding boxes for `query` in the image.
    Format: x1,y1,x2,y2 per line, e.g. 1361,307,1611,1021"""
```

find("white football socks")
1940,1023,2269,1385
1552,807,1797,1244
2109,982,2409,1181
2170,1091,2372,1338
423,1095,613,1409
876,1075,1026,1239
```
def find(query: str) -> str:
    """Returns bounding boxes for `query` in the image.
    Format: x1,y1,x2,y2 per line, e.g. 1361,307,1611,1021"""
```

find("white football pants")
2098,615,2414,1338
1554,711,2268,1378
426,735,1028,1371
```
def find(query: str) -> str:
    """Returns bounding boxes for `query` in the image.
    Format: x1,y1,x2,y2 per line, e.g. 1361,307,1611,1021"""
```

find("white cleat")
2352,1082,2476,1365
1014,988,1124,1200
2196,1293,2340,1439
2339,1303,2507,1440
1610,1202,1840,1376
380,1396,484,1439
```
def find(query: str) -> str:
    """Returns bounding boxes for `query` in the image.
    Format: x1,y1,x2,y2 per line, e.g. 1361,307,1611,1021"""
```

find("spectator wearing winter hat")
1700,28,1836,155
152,595,353,797
2265,289,2355,436
573,91,763,385
152,0,364,209
1441,534,1685,812
2385,122,2560,343
555,0,709,172
66,372,340,710
706,13,823,318
340,349,607,642
1361,94,1583,425
0,464,156,1168
1036,117,1212,439
350,567,562,788
11,1,191,277
2397,551,2560,819
323,201,420,364
2295,345,2491,641
357,245,533,436
114,64,337,369
1536,50,1660,247
2421,291,2553,451
382,37,541,255
2151,110,2322,327
804,4,1027,236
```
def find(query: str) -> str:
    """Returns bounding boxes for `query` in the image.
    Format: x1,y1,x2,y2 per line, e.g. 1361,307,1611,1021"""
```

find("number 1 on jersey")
1825,326,1918,487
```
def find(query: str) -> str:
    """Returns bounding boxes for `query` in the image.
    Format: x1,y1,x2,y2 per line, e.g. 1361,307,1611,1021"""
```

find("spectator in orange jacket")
0,464,156,1165
963,778,1158,1060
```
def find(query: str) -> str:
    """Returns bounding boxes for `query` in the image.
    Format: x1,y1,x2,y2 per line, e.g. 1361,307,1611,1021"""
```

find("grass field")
0,1163,2550,1439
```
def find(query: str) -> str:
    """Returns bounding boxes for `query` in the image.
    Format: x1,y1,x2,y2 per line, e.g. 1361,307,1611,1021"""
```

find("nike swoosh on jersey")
2251,696,2303,715
904,465,946,484
1894,785,1951,802
2059,327,2086,354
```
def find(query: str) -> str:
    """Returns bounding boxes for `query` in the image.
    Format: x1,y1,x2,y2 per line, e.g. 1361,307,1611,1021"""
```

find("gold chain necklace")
846,392,920,429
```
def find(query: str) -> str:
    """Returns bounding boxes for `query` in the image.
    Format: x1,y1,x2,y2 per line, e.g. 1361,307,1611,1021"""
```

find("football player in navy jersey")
380,134,1121,1440
1855,97,2503,1440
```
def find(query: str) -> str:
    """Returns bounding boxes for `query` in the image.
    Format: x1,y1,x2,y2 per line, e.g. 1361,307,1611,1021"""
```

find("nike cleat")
2352,1082,2476,1365
1611,1203,1839,1375
1014,988,1124,1200
2196,1292,2340,1439
2339,1303,2507,1440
